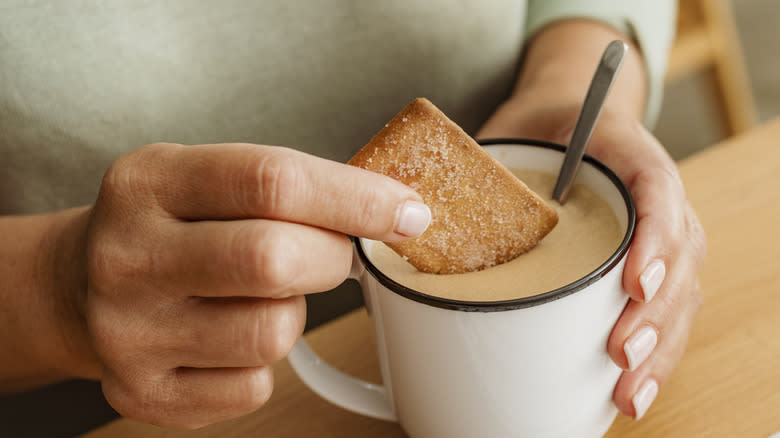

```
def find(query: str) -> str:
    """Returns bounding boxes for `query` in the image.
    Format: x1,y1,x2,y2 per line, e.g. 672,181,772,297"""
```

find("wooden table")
83,120,780,438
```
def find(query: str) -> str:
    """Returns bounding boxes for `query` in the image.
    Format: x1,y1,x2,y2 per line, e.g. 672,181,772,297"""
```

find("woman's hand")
479,99,706,419
478,17,705,420
72,143,430,428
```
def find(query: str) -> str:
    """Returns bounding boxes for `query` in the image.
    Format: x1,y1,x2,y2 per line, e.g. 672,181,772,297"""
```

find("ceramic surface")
289,140,635,438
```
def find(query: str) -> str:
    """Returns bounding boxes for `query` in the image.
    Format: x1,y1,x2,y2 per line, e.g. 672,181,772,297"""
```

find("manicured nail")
639,259,665,303
632,378,659,420
394,201,431,237
624,326,658,371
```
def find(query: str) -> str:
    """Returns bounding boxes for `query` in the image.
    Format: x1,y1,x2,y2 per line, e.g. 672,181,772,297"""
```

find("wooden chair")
666,0,757,136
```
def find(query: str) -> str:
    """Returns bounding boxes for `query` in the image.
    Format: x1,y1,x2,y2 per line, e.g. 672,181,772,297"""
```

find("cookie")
349,98,558,274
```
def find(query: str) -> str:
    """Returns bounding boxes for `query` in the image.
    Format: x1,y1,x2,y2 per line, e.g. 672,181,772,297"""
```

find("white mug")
288,139,636,438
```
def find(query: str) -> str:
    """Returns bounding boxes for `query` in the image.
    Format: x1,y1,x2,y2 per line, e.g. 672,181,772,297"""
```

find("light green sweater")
1,0,675,215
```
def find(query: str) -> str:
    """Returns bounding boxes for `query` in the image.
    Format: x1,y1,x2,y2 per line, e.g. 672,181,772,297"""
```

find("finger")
622,165,686,303
608,244,703,371
153,219,353,298
589,126,687,303
159,296,306,369
140,143,430,241
607,253,703,418
102,366,274,429
611,279,699,419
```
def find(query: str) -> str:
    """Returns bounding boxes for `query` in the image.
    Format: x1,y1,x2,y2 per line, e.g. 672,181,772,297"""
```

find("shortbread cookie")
349,98,558,274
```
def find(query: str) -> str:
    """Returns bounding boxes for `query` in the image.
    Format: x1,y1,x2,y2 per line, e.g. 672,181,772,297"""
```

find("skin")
478,20,706,418
0,145,426,428
0,19,705,428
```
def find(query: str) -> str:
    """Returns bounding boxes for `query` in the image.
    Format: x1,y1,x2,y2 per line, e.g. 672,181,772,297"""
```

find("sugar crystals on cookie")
349,98,558,274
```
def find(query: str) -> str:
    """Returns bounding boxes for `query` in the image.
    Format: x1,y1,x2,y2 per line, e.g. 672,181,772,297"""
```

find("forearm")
478,19,648,138
0,207,99,393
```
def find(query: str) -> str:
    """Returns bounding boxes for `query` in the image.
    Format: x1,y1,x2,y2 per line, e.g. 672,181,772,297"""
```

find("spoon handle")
552,40,627,204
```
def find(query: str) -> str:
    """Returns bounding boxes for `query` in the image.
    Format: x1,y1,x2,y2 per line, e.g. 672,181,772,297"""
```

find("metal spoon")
552,40,627,204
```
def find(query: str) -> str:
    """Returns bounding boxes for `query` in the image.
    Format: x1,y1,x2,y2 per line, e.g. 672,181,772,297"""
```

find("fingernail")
394,201,431,237
632,378,659,420
639,259,665,303
624,326,658,371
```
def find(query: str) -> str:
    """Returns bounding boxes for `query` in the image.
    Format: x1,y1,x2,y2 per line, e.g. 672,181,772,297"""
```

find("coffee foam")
367,169,623,302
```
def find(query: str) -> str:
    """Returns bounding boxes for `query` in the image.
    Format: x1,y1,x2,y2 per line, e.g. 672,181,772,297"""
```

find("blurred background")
655,0,778,160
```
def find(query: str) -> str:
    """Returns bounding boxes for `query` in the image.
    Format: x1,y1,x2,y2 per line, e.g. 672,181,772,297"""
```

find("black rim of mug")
353,138,637,312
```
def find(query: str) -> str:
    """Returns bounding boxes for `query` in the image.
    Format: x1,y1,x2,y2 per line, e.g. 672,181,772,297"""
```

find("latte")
367,168,623,302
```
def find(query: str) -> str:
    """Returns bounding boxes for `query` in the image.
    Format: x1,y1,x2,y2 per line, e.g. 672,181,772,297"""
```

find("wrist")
0,207,100,393
478,19,649,142
513,19,647,121
477,92,638,145
44,206,102,380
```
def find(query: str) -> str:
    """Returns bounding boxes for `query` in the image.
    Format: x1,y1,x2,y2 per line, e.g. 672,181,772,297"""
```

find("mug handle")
287,244,397,421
